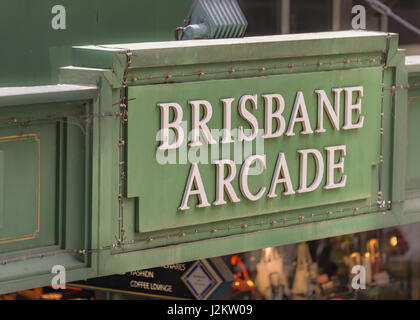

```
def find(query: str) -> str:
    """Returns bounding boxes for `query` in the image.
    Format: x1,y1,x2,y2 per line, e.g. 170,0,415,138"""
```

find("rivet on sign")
299,215,304,222
120,103,127,109
166,74,172,79
380,128,384,135
2,260,7,265
210,227,217,233
132,77,138,82
353,207,359,213
357,58,361,62
146,237,153,243
283,218,287,224
118,139,125,146
258,66,265,72
241,224,248,229
195,229,198,234
179,232,186,238
118,194,123,201
198,71,205,76
327,210,333,215
270,220,277,225
370,57,376,63
311,213,315,217
344,59,350,64
229,68,235,73
317,61,323,67
288,64,293,69
148,75,153,79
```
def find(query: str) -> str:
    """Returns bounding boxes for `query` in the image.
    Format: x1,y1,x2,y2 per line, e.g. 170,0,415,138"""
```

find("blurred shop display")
255,247,290,299
224,222,420,300
0,287,95,300
1,223,420,300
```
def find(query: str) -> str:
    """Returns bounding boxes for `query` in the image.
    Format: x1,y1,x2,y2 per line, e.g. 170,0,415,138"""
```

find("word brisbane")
156,87,365,211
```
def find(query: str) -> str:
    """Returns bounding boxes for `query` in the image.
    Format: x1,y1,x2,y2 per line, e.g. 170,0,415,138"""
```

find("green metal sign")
127,68,382,233
1,31,419,294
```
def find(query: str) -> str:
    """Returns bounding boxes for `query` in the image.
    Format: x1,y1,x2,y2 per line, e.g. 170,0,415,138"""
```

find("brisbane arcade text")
156,87,365,211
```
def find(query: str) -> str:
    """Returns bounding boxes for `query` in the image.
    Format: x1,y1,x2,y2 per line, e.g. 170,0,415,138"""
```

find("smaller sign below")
69,258,232,300
182,260,222,300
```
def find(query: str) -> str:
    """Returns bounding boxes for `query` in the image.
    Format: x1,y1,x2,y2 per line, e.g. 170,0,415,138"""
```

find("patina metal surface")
0,31,418,293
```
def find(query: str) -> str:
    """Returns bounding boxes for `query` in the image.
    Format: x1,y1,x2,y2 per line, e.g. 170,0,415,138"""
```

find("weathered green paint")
0,85,97,293
406,56,420,191
127,68,382,233
0,31,419,294
71,31,414,279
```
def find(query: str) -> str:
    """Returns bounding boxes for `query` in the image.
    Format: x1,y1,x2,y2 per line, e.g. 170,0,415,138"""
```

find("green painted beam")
0,85,97,107
72,31,391,70
100,210,420,276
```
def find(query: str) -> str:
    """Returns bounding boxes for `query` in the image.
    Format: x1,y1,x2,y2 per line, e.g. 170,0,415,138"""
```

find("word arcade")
157,87,365,211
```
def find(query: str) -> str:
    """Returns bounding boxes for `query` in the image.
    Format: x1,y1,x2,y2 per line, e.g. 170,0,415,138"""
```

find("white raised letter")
189,100,217,147
179,164,210,211
268,152,295,198
221,98,235,144
324,145,347,190
286,91,313,136
240,155,266,201
263,94,286,139
297,149,324,193
213,159,240,205
315,89,343,133
238,95,259,142
343,86,364,130
158,103,184,150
